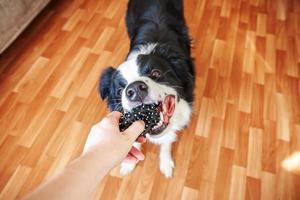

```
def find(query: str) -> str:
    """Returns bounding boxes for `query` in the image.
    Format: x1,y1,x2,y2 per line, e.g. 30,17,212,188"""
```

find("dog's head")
99,44,193,137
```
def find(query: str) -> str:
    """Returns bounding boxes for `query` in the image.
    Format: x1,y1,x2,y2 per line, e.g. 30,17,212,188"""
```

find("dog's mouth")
148,95,176,135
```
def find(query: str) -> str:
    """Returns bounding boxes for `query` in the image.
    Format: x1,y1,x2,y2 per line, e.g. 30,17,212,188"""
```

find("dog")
99,0,194,178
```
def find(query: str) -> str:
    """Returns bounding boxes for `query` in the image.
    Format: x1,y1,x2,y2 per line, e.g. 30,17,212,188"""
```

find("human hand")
83,111,145,168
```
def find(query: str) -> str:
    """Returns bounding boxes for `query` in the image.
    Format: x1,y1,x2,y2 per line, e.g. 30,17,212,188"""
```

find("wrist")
81,144,121,173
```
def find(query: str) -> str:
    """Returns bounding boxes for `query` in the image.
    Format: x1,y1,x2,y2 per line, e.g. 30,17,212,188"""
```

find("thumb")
124,121,145,141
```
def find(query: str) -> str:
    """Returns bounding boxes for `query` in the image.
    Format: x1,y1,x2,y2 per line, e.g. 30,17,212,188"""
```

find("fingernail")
138,120,145,126
140,137,146,143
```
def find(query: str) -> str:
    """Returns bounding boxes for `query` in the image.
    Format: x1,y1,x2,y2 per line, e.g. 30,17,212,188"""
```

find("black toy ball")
119,103,161,137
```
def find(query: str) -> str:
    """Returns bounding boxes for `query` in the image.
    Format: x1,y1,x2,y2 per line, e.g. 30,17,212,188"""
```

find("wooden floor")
0,0,300,199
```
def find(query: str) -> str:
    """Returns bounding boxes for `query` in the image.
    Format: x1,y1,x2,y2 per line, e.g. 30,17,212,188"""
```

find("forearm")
24,147,114,200
24,112,144,200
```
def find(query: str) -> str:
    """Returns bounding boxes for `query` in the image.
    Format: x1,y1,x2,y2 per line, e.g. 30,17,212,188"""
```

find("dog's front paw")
160,158,174,178
120,162,136,176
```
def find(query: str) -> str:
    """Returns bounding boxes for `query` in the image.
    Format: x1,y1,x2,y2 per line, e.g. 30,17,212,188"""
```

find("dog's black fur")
100,0,194,112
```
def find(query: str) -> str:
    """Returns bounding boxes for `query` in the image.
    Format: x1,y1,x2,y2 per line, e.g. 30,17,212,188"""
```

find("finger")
100,111,122,127
107,111,122,118
123,154,139,164
136,136,146,143
107,111,122,124
129,146,145,160
123,121,145,141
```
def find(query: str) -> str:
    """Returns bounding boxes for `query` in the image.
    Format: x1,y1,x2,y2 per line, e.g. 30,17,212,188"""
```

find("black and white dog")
99,0,194,177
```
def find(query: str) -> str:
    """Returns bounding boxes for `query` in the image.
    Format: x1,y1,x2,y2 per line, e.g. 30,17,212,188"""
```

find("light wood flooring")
0,0,300,199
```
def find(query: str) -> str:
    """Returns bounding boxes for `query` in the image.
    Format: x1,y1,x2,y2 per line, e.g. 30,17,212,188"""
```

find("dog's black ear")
99,66,115,100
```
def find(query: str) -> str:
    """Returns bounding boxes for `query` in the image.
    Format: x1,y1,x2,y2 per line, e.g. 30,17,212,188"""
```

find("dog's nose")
125,81,148,102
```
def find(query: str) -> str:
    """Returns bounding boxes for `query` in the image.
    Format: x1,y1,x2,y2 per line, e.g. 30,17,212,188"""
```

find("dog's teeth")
152,125,159,130
160,112,164,121
152,120,163,130
154,123,161,129
163,103,167,113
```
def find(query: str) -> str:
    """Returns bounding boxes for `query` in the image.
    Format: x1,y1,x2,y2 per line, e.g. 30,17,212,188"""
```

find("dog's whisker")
161,69,172,76
112,102,122,107
109,98,122,101
158,81,184,89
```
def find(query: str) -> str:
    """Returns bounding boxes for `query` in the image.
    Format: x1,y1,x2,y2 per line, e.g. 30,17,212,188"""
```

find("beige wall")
0,0,50,53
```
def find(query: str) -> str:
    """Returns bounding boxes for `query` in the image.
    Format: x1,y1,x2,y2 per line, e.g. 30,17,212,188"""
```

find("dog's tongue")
163,95,175,123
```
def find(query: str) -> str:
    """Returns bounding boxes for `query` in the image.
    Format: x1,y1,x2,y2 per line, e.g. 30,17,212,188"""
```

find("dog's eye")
117,88,123,96
151,69,161,78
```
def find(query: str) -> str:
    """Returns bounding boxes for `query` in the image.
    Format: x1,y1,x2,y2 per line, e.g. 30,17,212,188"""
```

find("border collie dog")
99,0,194,178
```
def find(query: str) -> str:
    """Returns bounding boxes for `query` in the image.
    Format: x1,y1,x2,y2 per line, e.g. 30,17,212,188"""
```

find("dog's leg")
159,141,175,178
120,142,141,176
